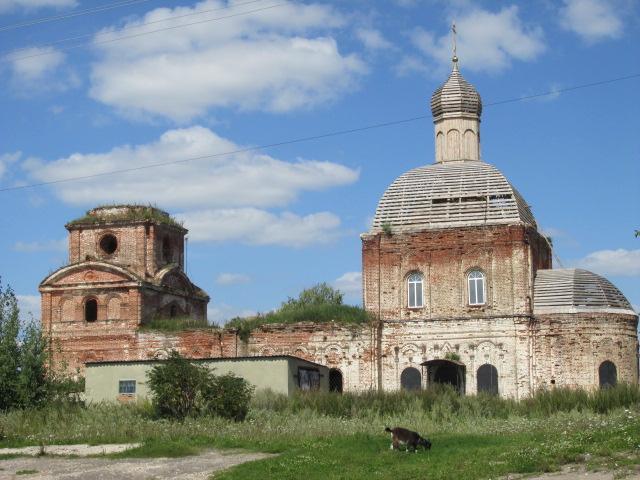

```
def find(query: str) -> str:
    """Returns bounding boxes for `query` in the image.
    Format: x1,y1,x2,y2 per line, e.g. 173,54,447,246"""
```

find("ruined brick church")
39,56,638,399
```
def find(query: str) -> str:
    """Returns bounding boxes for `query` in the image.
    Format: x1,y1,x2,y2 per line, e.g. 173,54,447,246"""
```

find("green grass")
140,316,218,332
1,386,640,479
225,304,373,340
67,204,183,228
16,470,38,475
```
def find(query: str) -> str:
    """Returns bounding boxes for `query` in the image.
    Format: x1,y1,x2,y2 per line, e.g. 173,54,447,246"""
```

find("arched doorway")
329,369,343,393
477,364,499,395
422,359,466,394
400,367,422,391
599,361,617,388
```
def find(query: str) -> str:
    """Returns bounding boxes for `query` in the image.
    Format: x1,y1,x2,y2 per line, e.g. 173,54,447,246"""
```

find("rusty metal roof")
370,160,536,233
534,268,635,315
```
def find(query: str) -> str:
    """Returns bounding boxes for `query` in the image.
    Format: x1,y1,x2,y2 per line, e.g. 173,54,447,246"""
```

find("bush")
146,351,253,420
203,373,254,421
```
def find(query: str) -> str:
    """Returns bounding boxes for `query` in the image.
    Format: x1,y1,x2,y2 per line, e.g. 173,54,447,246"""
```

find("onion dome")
370,161,536,233
534,269,636,315
430,58,482,119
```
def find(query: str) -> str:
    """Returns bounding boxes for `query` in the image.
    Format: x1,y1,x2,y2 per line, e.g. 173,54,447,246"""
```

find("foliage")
444,352,461,362
2,386,640,479
146,351,212,419
146,351,252,420
226,304,372,341
0,279,83,411
381,222,392,235
202,373,254,421
141,316,217,332
226,283,372,340
67,204,183,228
281,283,344,310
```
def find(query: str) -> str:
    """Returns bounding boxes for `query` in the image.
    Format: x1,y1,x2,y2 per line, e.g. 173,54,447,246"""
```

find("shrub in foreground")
146,351,253,420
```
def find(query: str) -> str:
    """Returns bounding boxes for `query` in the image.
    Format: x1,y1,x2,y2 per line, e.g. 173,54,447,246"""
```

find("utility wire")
1,72,638,194
6,2,285,62
4,0,266,57
0,0,157,33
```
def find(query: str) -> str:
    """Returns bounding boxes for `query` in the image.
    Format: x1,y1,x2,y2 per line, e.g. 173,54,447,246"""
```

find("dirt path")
514,464,640,480
0,449,272,479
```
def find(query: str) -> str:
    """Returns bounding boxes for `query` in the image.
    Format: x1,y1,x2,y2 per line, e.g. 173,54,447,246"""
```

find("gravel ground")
0,449,272,480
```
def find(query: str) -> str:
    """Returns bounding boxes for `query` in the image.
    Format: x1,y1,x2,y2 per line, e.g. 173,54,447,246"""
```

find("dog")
385,427,432,452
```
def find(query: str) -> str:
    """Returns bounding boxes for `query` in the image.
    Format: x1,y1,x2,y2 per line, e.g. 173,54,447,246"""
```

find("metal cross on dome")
451,21,458,61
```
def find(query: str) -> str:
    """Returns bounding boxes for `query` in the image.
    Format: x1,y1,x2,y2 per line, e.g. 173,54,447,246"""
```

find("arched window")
468,270,486,305
400,367,421,391
169,304,178,318
162,237,172,263
477,364,498,395
407,273,424,308
84,298,98,322
329,369,343,393
599,361,617,388
99,234,118,255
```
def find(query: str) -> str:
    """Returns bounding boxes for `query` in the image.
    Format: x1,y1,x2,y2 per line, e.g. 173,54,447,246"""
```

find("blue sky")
0,0,638,324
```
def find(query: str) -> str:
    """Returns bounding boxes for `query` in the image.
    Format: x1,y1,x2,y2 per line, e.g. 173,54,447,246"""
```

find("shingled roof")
534,268,635,315
370,160,536,234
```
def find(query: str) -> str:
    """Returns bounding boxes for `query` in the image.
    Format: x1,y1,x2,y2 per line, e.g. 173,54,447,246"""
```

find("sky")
0,0,638,324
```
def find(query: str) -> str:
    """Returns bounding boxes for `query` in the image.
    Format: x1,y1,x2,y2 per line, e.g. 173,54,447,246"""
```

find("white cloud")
559,0,623,42
0,0,75,12
4,46,78,93
24,126,359,208
208,303,257,325
409,6,545,74
574,249,640,277
89,0,365,121
355,28,393,50
394,54,429,77
16,294,40,324
5,47,64,80
216,273,251,285
13,238,66,253
179,208,341,247
333,271,362,297
0,151,21,180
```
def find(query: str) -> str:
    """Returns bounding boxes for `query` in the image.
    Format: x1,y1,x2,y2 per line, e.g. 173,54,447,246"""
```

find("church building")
39,56,638,398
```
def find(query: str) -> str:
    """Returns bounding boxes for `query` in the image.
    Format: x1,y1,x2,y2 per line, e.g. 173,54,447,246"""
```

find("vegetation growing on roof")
140,316,219,332
225,283,373,341
67,204,183,228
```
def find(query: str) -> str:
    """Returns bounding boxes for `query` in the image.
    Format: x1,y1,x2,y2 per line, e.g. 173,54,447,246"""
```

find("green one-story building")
85,355,329,403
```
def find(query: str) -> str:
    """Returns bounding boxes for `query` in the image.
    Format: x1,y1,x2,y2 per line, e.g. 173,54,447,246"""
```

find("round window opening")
99,234,118,255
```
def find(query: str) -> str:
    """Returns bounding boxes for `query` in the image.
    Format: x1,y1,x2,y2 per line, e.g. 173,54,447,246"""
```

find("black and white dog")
385,427,432,452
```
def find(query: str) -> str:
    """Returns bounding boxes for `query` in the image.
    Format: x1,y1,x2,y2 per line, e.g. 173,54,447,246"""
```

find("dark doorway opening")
329,369,343,393
477,364,499,395
599,361,617,388
422,359,466,394
85,298,98,322
400,367,422,391
169,304,178,318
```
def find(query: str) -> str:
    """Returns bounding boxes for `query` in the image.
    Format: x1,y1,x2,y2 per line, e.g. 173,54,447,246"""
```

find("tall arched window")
84,298,98,322
468,270,486,305
400,367,422,391
477,364,498,395
407,273,424,308
599,361,617,388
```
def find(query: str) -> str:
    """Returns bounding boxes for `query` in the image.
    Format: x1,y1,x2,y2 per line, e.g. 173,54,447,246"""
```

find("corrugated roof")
85,354,328,369
534,268,635,315
370,161,536,233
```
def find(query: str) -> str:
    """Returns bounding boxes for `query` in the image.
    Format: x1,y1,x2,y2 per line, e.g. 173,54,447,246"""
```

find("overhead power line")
4,0,267,57
1,72,638,194
0,0,157,33
6,2,285,62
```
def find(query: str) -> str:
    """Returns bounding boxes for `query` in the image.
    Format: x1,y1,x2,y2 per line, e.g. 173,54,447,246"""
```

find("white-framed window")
407,273,424,308
467,270,486,305
119,380,136,396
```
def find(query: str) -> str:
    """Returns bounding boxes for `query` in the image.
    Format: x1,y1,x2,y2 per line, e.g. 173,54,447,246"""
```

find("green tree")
146,350,211,419
17,321,48,407
203,373,254,421
0,280,20,410
281,282,344,311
